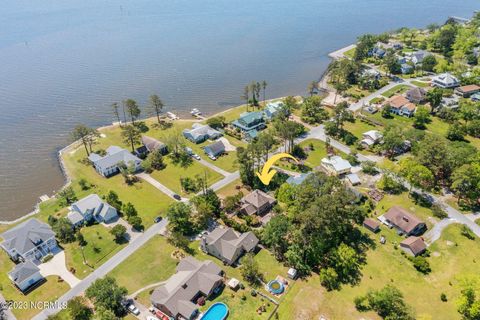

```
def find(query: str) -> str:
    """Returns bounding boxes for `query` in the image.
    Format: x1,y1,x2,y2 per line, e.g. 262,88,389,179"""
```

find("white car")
207,154,217,161
192,154,201,160
128,304,140,315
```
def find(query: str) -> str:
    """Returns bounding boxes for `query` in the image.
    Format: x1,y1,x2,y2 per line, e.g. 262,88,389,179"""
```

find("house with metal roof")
150,256,224,319
381,206,427,236
286,172,312,186
231,111,266,133
0,219,57,263
432,73,460,89
182,123,222,144
203,140,226,158
8,260,44,292
455,84,480,98
263,101,284,120
201,226,259,265
360,130,383,148
67,194,118,226
88,146,142,177
321,156,352,175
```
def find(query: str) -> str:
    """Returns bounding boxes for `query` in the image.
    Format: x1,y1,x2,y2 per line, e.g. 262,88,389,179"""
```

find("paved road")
349,81,412,112
136,172,188,201
207,172,240,193
198,158,231,177
424,218,458,245
32,219,168,320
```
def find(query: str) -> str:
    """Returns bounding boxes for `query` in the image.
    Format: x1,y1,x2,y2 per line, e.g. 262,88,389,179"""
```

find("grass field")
411,80,430,88
216,179,251,199
62,224,127,279
381,84,412,98
149,157,223,196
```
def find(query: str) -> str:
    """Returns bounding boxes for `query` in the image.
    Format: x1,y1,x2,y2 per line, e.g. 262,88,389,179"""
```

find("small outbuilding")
287,268,298,280
400,236,427,256
227,278,240,290
363,218,380,233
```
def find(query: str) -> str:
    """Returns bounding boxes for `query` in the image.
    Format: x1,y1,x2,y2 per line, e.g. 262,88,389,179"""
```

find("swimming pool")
267,280,285,295
200,302,229,320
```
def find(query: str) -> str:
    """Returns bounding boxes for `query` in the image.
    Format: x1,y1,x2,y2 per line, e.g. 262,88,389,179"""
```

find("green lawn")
343,119,378,140
344,47,356,59
216,179,251,199
149,157,223,196
109,235,178,293
370,96,385,104
62,224,127,279
381,84,412,98
0,249,70,320
411,80,430,88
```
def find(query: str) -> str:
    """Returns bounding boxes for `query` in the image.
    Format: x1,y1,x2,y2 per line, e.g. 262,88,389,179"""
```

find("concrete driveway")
38,250,80,288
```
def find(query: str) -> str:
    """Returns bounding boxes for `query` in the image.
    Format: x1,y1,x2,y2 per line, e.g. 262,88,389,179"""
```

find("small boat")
190,108,201,115
167,112,179,120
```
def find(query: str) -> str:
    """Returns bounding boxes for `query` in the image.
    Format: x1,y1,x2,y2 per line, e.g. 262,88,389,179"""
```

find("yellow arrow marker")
256,153,299,185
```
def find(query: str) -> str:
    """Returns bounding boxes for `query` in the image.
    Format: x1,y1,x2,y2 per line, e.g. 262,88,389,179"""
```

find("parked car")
192,153,201,160
146,317,158,320
154,216,163,223
128,304,140,315
207,154,217,161
173,194,182,201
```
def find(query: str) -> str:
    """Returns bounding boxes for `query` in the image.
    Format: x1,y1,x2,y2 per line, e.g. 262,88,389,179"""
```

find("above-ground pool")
267,280,285,295
201,302,229,320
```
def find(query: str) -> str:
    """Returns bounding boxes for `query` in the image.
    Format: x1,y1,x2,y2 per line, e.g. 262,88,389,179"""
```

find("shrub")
412,256,431,274
431,203,448,219
440,293,447,302
461,225,475,240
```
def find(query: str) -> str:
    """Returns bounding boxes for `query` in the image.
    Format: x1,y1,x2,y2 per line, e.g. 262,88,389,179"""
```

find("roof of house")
67,211,84,225
321,156,352,172
242,190,276,209
386,95,409,109
237,112,264,126
151,257,222,318
403,103,417,112
0,219,55,256
8,260,40,284
384,206,424,234
406,87,427,101
363,130,383,142
71,194,117,221
411,50,430,62
142,136,166,152
183,124,221,141
286,173,312,186
457,84,480,93
88,146,141,169
363,218,380,230
204,140,226,156
205,227,259,262
401,236,427,255
346,173,361,185
264,102,284,117
432,73,459,85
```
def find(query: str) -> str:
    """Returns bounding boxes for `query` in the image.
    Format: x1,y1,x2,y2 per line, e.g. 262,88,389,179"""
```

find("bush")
412,256,431,274
461,225,475,240
361,161,378,175
431,203,448,219
440,293,447,302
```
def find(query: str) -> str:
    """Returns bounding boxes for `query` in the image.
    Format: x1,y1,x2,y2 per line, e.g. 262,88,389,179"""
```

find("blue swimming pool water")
201,302,229,320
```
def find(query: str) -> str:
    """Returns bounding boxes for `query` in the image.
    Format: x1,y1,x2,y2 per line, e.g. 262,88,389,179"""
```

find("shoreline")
0,45,350,225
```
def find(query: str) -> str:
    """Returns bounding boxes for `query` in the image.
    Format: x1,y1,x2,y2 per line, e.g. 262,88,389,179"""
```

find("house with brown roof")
406,87,427,104
385,95,416,117
201,226,259,265
150,257,224,319
381,206,426,236
400,236,427,256
240,190,276,216
363,218,380,233
455,84,480,98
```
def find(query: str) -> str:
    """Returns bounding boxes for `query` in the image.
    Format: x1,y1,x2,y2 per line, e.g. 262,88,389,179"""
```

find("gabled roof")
264,102,284,117
286,173,312,186
183,124,221,141
321,156,352,172
67,211,84,225
406,87,427,101
142,136,166,152
238,112,264,125
384,206,424,234
242,190,276,209
71,194,117,221
386,95,409,109
401,236,426,255
204,140,226,156
457,84,480,93
89,146,141,169
432,73,459,86
0,219,55,256
205,227,259,262
363,130,383,142
8,260,40,284
402,103,417,112
151,257,222,319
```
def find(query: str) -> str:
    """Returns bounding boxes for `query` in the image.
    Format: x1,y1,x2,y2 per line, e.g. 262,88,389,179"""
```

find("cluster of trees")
180,173,209,194
300,95,329,124
85,277,128,319
122,202,142,230
261,172,368,290
457,286,480,320
242,80,268,110
71,125,100,157
324,102,356,145
142,149,166,173
443,99,480,141
354,285,415,320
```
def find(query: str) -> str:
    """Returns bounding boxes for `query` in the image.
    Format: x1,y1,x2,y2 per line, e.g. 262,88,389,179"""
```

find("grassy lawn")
370,96,385,104
62,224,127,279
109,235,178,293
216,179,251,199
411,80,430,88
278,224,480,320
344,47,356,59
0,250,70,319
149,157,223,196
343,119,379,139
381,84,412,98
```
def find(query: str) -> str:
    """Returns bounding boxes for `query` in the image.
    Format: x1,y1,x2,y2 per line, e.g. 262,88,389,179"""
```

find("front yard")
381,84,412,98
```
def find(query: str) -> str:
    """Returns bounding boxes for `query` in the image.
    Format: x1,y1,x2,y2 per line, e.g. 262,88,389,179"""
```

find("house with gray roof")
240,190,276,216
0,219,57,263
150,256,224,319
286,172,312,186
263,101,285,120
231,111,266,141
67,194,118,227
183,123,222,144
201,227,259,265
89,146,142,177
203,140,226,158
8,260,44,292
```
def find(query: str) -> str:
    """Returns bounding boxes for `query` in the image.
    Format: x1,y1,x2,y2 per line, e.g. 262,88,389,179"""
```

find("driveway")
136,172,188,201
102,217,142,242
38,250,80,288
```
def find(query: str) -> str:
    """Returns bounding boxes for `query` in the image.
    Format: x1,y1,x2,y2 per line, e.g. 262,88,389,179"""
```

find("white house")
0,219,57,263
67,194,118,226
360,130,383,148
432,73,460,89
321,156,352,175
88,146,142,177
8,260,44,292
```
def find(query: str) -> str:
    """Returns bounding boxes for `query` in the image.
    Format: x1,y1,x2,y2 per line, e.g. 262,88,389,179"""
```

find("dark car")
154,216,163,223
173,194,182,201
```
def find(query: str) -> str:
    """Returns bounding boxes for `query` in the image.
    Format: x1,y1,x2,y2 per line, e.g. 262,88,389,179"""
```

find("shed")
346,173,361,186
363,218,380,233
287,268,298,280
227,278,240,290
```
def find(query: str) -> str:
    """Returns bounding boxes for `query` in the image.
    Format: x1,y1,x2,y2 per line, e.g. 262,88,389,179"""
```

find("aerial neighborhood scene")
2,2,480,320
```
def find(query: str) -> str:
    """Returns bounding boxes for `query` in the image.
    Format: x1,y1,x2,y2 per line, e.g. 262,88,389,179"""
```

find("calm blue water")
201,303,228,320
0,1,478,219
